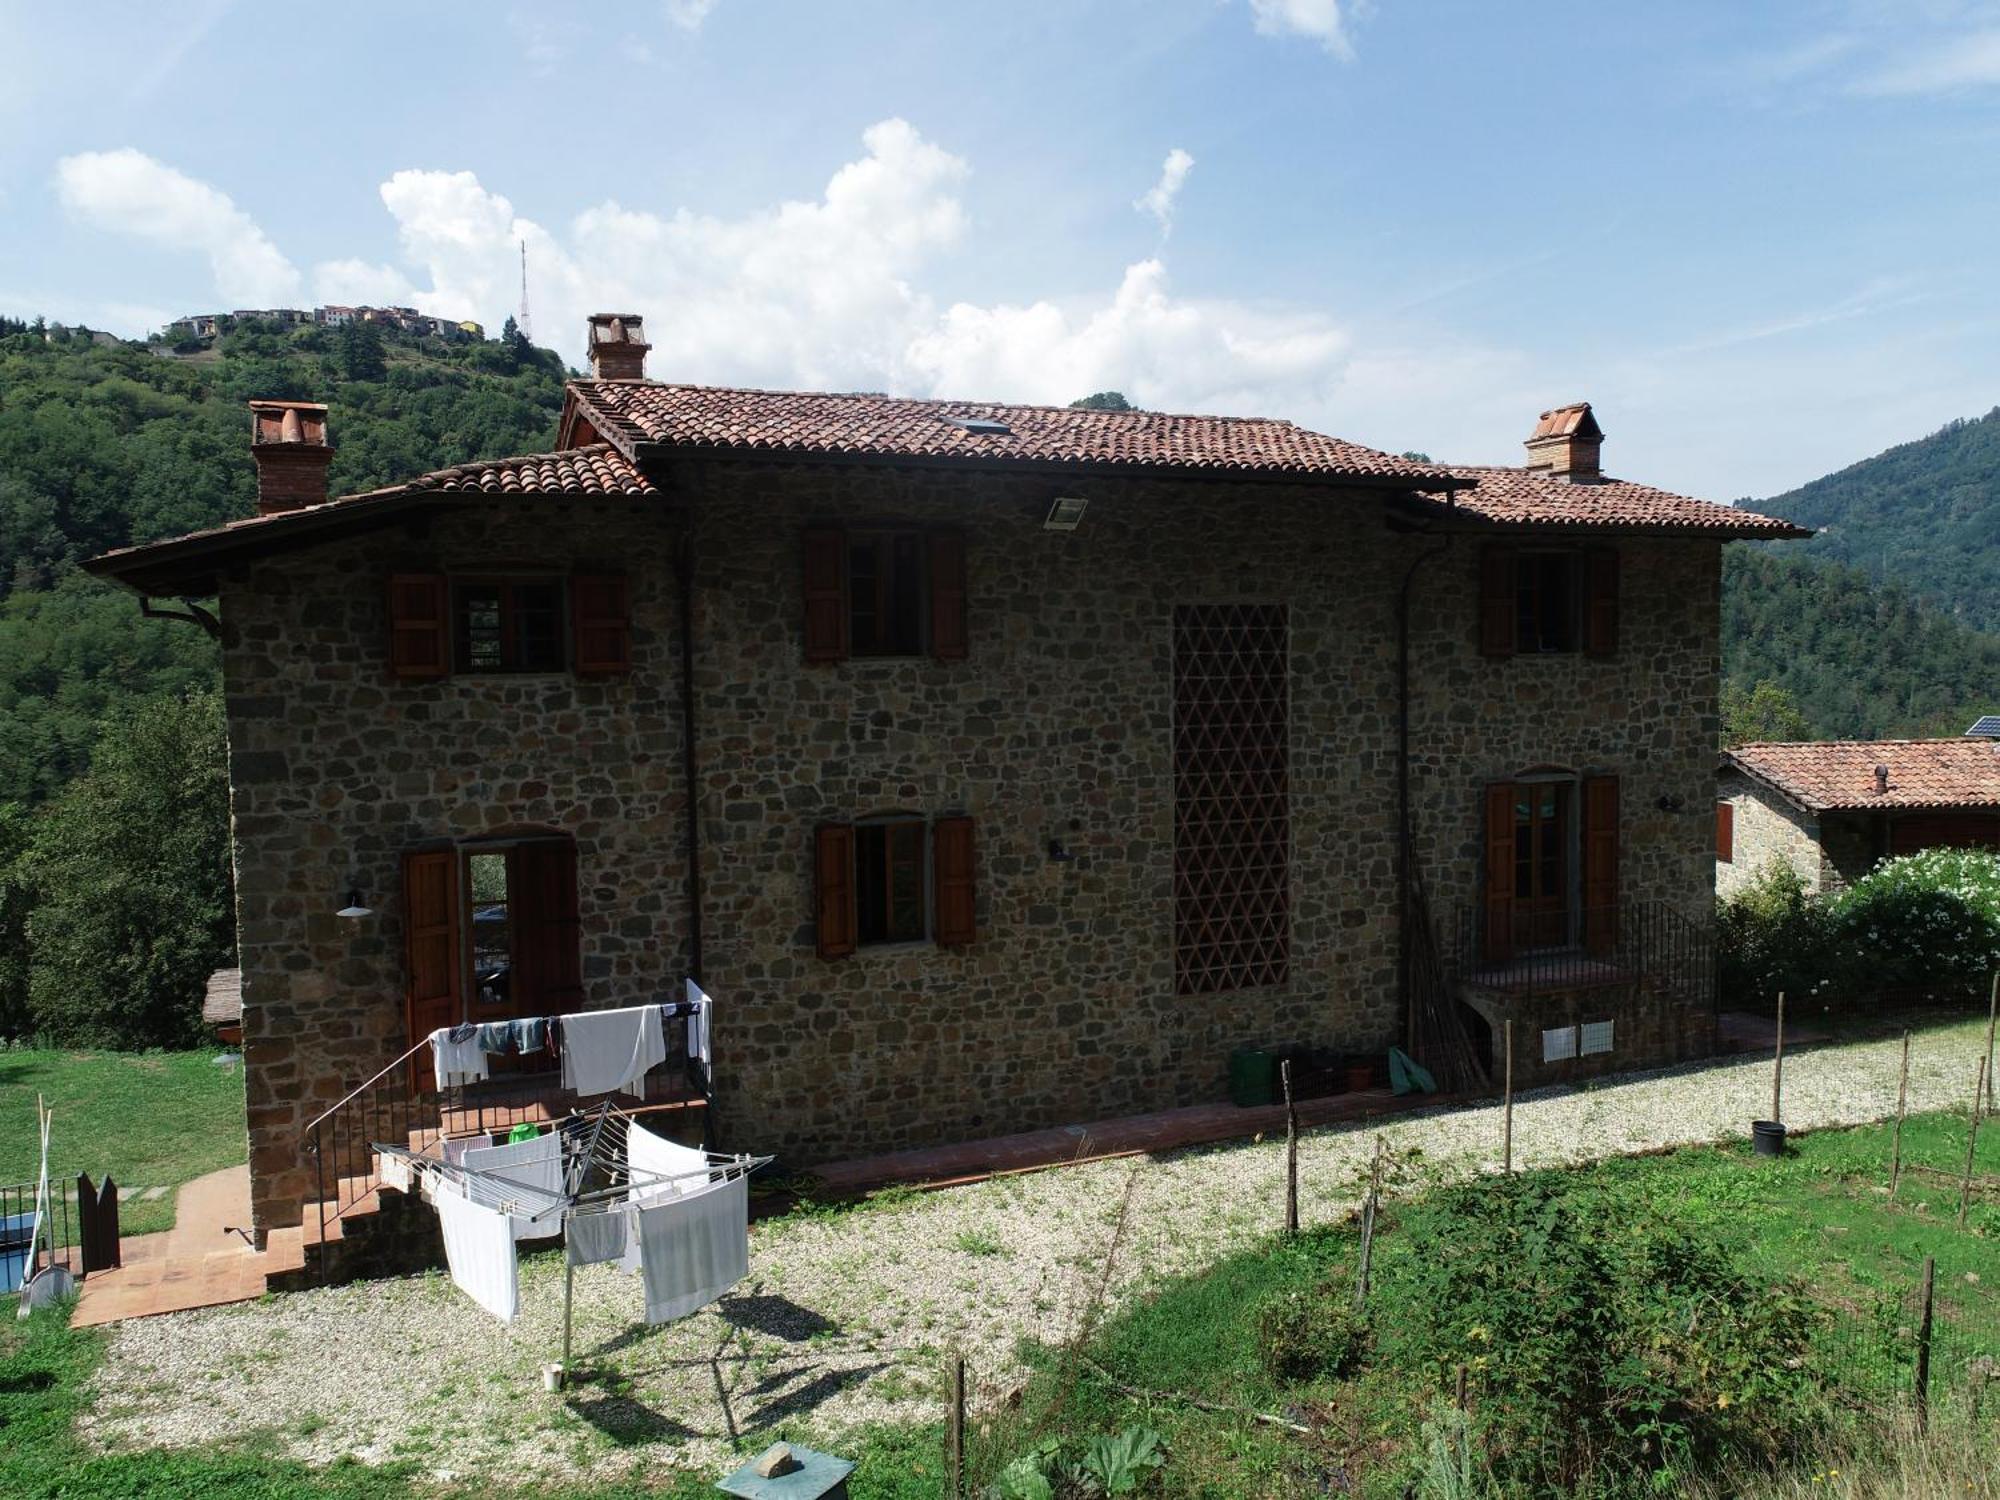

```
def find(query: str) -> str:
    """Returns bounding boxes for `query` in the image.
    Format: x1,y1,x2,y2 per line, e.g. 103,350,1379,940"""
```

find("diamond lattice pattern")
1173,603,1290,994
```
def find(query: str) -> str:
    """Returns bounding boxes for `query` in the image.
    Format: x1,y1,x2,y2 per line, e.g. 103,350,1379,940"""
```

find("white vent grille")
1542,1025,1578,1063
1580,1019,1615,1056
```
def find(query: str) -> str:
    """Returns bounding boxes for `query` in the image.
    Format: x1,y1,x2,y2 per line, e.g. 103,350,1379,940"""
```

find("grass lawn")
0,1048,245,1236
976,1111,2000,1498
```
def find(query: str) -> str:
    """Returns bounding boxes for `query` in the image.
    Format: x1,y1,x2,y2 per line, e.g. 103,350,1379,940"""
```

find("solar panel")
951,416,1012,436
1966,716,2000,739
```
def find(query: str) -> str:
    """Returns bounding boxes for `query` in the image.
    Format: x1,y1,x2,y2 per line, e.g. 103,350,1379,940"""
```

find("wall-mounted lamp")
335,888,373,919
1043,496,1088,532
1654,795,1685,814
1047,839,1075,863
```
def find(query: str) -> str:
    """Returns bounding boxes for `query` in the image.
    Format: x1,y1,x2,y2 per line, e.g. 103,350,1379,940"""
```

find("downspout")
1396,499,1455,1051
677,527,704,981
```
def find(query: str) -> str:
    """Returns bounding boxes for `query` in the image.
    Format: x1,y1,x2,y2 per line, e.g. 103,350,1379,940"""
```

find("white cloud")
664,0,721,31
1859,28,2000,94
54,148,300,306
1134,148,1195,233
1248,0,1359,58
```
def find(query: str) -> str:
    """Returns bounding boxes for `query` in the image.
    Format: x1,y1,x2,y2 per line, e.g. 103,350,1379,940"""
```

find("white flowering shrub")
1827,848,2000,996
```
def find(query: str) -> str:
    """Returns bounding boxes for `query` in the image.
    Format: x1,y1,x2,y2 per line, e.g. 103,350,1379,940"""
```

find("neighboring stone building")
1718,737,2000,896
88,316,1806,1242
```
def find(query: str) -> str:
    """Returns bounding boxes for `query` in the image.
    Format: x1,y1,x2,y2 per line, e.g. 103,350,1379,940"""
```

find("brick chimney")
248,400,333,514
586,313,650,380
1524,401,1603,483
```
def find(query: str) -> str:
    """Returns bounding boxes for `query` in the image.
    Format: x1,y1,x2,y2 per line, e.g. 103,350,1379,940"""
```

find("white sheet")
564,1204,630,1267
629,1172,748,1324
463,1131,565,1239
560,1005,667,1098
433,1178,519,1322
626,1118,713,1198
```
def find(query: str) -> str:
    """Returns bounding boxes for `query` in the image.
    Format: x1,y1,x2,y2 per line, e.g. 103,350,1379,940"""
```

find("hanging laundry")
464,1131,563,1200
628,1172,749,1325
442,1133,494,1167
627,1118,713,1198
433,1177,520,1322
564,1206,629,1268
683,979,714,1085
430,1024,490,1088
560,1005,667,1097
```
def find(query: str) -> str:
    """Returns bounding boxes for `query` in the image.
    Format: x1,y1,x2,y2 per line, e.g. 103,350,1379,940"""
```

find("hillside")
1757,405,2000,632
0,316,568,804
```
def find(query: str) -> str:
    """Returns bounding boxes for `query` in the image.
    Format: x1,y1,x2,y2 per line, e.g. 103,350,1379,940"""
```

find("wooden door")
403,849,463,1091
1514,783,1571,949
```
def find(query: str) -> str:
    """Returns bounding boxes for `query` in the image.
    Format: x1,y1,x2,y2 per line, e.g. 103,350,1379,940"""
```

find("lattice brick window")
1173,603,1290,994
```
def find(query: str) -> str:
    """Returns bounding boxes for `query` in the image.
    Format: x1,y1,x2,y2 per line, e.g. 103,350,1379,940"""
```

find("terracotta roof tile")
1725,740,2000,812
423,444,657,497
567,380,1457,483
1437,465,1808,539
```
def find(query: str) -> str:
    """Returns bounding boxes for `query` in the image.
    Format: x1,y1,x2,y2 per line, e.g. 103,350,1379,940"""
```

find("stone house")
88,316,1805,1243
1718,736,2000,896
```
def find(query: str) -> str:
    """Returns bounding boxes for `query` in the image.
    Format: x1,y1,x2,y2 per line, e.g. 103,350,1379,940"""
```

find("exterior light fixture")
335,888,373,919
1047,839,1075,863
1043,496,1088,532
1654,795,1685,814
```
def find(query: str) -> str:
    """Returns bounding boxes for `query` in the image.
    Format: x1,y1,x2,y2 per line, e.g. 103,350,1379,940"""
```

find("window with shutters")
454,578,565,673
1481,772,1619,961
802,526,967,663
815,813,975,956
1173,603,1290,995
1480,545,1618,659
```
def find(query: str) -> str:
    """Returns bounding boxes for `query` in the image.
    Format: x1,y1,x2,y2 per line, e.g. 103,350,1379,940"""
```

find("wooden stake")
1354,1135,1382,1311
1959,1056,1987,1231
1281,1059,1298,1237
1915,1254,1935,1433
1890,1031,1912,1201
1771,991,1785,1126
1502,1019,1515,1175
1985,971,1998,1118
946,1352,966,1500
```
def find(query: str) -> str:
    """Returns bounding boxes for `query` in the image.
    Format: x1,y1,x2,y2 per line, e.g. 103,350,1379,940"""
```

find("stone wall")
1716,770,1832,896
220,460,1730,1234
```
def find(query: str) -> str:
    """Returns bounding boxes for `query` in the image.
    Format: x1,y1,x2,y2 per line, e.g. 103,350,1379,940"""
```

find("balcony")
1453,901,1715,1008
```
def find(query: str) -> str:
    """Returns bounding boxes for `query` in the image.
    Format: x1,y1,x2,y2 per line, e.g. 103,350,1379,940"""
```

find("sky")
6,1,2000,501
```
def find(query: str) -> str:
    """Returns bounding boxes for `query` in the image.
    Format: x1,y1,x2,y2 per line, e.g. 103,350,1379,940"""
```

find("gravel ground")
83,1019,1994,1483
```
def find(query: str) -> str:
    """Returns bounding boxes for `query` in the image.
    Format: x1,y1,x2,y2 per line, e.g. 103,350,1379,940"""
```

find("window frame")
451,573,570,675
846,528,933,660
1514,548,1582,656
1508,771,1581,950
851,812,932,948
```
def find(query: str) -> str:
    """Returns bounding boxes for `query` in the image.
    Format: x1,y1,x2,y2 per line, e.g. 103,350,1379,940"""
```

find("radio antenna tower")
517,239,533,344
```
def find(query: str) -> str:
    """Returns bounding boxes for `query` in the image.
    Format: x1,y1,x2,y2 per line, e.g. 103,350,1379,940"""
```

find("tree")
23,691,233,1048
1070,391,1134,411
337,318,388,382
1400,450,1433,463
501,315,534,370
1720,678,1811,747
0,804,29,1041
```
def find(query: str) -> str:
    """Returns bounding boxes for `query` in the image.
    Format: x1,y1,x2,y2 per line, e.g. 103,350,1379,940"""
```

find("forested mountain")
1755,405,2000,632
0,316,568,805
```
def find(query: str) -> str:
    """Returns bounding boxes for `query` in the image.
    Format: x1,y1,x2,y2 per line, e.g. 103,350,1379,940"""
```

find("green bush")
1255,1281,1367,1383
1827,847,2000,996
1717,860,1834,1006
1372,1176,1829,1495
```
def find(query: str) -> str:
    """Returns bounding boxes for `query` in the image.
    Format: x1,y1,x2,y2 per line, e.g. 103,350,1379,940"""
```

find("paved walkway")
69,1166,264,1327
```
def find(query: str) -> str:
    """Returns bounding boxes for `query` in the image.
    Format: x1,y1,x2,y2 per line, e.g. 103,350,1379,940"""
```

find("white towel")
433,1178,519,1323
560,1005,666,1098
564,1204,630,1267
430,1028,490,1088
684,979,713,1072
464,1131,565,1239
626,1119,713,1199
629,1172,748,1325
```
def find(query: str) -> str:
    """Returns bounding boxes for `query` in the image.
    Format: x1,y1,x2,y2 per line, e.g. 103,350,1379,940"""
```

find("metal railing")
1,1172,78,1293
1453,901,1715,1009
304,1008,708,1277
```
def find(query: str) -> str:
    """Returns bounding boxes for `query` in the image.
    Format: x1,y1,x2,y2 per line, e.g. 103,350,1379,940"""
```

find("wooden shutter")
1482,782,1516,962
1716,801,1734,864
803,526,850,663
1583,775,1620,954
815,823,857,959
1479,546,1516,658
388,573,450,680
510,841,583,1015
933,815,976,946
929,531,968,661
1584,546,1619,658
571,572,632,677
403,848,463,1090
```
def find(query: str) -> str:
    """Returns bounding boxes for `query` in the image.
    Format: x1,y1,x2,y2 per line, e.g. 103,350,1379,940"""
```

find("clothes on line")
430,1026,490,1088
628,1172,749,1325
432,1176,519,1322
560,1005,667,1098
564,1204,629,1268
626,1118,714,1197
463,1131,564,1237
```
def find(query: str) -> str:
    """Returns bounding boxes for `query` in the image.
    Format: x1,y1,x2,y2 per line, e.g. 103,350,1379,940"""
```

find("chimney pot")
1874,764,1890,795
1524,401,1603,483
248,399,333,515
586,313,650,381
